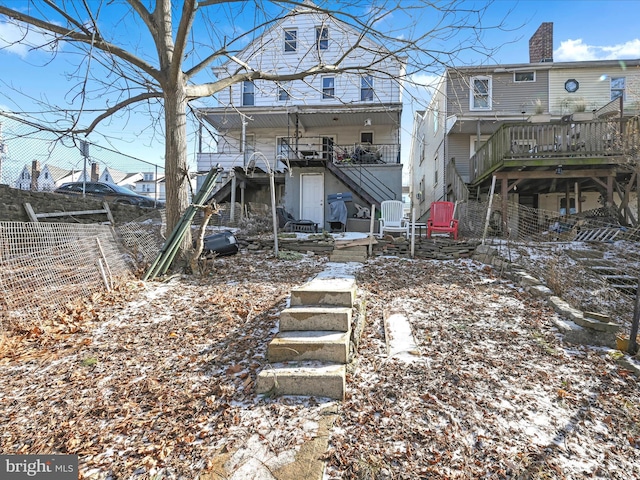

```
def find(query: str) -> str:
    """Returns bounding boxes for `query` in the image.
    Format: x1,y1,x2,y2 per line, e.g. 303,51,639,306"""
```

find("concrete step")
256,363,346,400
290,277,356,308
267,330,351,363
280,306,352,332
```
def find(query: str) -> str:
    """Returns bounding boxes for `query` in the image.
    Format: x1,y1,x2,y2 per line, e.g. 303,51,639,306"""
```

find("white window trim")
361,75,374,102
611,76,626,101
469,75,492,111
514,71,535,83
316,26,329,50
284,29,297,52
322,76,335,99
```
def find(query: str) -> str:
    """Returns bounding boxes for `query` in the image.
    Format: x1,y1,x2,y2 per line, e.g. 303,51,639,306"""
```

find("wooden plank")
23,203,39,223
35,209,111,218
103,202,115,225
23,202,114,224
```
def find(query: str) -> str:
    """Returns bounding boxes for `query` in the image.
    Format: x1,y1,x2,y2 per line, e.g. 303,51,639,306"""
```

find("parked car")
54,181,164,208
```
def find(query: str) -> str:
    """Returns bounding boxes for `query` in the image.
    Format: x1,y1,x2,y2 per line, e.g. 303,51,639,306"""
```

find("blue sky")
1,0,639,175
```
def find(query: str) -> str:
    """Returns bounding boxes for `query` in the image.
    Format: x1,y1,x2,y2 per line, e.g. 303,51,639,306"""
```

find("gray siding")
447,69,549,117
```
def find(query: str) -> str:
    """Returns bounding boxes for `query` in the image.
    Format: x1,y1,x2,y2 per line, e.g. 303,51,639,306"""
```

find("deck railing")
283,137,401,164
469,119,632,184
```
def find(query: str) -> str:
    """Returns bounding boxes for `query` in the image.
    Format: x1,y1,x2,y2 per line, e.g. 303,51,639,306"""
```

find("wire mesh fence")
0,221,132,331
0,112,165,200
2,192,638,335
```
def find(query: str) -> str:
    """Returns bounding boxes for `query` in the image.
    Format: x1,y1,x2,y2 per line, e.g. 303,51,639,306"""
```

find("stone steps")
256,276,358,400
267,330,351,363
280,306,352,332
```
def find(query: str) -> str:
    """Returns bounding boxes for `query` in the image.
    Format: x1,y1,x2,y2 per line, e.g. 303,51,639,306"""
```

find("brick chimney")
30,160,40,191
91,162,100,181
529,22,553,63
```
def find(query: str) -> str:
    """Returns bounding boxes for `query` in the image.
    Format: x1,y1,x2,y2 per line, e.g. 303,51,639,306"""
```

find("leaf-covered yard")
1,252,638,479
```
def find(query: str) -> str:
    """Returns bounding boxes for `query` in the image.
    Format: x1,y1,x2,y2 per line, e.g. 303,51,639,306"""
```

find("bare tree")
0,0,509,256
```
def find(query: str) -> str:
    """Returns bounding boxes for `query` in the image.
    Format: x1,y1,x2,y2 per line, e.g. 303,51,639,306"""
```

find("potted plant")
572,98,593,121
528,99,551,122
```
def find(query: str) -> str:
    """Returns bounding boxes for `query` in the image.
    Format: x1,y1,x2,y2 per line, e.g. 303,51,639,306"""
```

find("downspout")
241,116,247,167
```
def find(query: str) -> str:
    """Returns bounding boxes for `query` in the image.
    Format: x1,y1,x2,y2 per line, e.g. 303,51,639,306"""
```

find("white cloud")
0,21,58,58
554,38,640,62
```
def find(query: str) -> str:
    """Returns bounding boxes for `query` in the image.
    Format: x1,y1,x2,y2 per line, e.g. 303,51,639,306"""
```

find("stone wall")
0,185,158,224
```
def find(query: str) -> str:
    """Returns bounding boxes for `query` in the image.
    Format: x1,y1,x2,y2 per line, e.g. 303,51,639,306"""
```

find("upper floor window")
316,26,328,50
143,172,154,181
514,71,535,82
433,100,439,133
470,76,492,111
243,81,255,106
284,29,297,52
361,75,374,101
277,82,290,101
611,77,625,100
433,152,439,186
322,76,334,99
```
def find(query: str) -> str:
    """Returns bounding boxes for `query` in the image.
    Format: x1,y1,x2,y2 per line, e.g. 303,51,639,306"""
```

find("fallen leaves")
1,251,639,479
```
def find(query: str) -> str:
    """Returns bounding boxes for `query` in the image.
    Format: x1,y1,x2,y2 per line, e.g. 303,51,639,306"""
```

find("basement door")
300,173,324,228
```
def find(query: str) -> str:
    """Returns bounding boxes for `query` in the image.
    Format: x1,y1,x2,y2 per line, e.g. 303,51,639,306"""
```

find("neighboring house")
410,22,640,232
135,171,165,202
195,1,406,230
37,164,86,191
14,165,32,190
99,167,143,190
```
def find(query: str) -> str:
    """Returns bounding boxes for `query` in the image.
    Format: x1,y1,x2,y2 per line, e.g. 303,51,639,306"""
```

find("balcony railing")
283,137,401,165
469,119,631,184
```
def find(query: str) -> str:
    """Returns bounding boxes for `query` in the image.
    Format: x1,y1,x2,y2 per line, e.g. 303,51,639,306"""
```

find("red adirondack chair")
427,201,459,240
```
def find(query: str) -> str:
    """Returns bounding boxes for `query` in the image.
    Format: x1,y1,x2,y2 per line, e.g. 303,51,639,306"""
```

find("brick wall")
0,185,157,224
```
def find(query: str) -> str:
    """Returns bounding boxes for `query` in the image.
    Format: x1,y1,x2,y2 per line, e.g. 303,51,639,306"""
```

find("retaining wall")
0,185,158,224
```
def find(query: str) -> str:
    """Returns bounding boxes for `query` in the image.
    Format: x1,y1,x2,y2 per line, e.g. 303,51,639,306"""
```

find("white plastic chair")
378,200,409,237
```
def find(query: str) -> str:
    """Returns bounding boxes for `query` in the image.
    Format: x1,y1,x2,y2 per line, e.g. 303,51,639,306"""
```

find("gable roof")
212,3,402,78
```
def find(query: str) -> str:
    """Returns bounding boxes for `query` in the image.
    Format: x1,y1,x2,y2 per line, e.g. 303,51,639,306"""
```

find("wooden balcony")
284,137,400,166
469,119,633,185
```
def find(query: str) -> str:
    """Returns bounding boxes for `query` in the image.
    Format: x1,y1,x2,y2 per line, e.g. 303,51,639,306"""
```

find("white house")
195,1,406,230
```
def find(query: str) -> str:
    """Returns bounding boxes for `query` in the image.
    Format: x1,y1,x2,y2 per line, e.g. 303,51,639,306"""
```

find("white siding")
214,12,403,108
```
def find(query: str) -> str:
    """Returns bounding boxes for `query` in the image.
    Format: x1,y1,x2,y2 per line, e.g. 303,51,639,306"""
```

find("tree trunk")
164,81,191,259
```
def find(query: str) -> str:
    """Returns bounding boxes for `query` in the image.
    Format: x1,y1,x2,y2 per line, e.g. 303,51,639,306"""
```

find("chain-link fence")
0,221,132,331
0,112,165,200
2,190,638,334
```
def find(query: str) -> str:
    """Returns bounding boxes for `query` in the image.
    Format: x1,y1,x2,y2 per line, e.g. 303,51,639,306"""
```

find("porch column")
230,172,237,222
501,178,508,236
240,180,246,220
607,175,614,207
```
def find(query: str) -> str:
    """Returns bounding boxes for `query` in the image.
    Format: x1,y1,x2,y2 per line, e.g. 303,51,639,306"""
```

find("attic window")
284,29,297,52
316,26,328,50
514,71,535,82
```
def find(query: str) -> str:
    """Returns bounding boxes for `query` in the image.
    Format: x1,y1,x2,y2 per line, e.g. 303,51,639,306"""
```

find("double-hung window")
322,77,334,99
316,26,328,50
361,75,374,101
278,83,290,101
242,81,255,106
284,29,297,52
611,77,625,100
470,76,492,111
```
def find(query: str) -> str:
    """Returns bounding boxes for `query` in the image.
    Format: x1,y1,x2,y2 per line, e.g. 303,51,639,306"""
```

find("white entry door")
300,173,324,227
